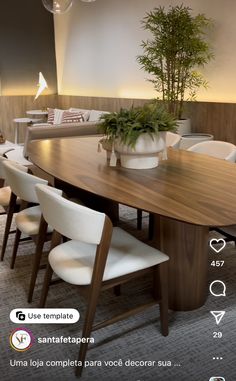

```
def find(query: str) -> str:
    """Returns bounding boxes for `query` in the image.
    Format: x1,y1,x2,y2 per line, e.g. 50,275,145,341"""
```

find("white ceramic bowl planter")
115,132,166,169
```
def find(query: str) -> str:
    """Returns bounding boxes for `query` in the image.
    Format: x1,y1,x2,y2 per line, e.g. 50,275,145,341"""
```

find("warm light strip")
57,87,236,103
1,90,54,96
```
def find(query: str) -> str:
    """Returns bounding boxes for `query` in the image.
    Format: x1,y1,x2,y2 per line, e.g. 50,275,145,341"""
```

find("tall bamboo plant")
137,5,214,119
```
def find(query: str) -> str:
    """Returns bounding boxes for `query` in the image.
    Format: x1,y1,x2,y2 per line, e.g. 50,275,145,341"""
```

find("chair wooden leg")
39,230,62,307
28,217,48,303
158,262,169,337
39,262,53,308
75,286,101,377
10,228,22,269
1,210,14,261
0,193,17,261
76,216,113,378
137,209,143,230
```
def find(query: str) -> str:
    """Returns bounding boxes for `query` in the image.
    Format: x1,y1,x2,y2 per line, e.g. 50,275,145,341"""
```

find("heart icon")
209,238,226,253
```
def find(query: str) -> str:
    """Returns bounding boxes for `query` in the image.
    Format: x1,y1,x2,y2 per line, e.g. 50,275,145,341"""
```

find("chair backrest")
188,140,236,162
0,156,20,179
166,132,181,149
0,156,8,180
4,147,32,166
3,161,48,203
35,184,106,245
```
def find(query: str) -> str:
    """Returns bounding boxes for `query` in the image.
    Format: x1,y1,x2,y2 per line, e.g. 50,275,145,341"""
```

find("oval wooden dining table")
28,136,236,311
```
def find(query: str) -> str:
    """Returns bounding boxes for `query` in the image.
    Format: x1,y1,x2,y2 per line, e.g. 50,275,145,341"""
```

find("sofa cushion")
54,109,64,124
47,108,55,124
47,108,90,125
69,108,90,121
47,108,64,125
61,110,88,124
88,110,109,122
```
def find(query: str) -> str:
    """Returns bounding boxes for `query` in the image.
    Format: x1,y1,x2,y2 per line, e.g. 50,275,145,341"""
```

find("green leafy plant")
137,5,214,119
99,102,177,148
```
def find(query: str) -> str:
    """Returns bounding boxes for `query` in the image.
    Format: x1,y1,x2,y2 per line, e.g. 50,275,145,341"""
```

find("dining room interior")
0,1,236,381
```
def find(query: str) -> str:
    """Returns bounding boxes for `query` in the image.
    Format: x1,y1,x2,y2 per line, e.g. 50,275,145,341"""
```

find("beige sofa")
23,121,99,157
23,108,108,157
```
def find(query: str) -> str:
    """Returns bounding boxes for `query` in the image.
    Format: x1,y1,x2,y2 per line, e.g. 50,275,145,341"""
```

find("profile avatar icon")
9,327,34,352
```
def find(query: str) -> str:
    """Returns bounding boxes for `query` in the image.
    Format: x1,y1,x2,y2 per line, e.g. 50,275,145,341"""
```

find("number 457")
211,260,224,267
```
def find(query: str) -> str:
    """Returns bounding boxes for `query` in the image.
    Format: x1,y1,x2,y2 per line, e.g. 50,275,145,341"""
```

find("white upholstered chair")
3,146,32,166
2,161,52,272
0,157,22,261
187,140,236,162
36,183,169,377
0,156,16,212
166,131,181,149
188,140,236,241
0,156,21,211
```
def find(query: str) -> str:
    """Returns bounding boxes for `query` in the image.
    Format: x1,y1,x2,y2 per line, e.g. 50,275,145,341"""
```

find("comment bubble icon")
209,280,226,297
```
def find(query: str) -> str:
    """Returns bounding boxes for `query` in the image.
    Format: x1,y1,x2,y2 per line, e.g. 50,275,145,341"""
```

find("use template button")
10,308,80,324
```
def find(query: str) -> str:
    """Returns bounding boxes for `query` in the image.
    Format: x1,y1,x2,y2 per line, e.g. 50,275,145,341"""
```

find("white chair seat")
0,186,20,207
0,186,13,207
49,227,169,285
15,205,52,235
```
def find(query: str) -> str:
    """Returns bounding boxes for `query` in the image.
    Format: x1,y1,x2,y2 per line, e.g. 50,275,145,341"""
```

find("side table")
13,118,33,144
26,110,48,123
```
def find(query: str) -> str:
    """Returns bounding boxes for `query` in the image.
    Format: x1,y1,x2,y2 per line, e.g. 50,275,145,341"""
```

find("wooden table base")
154,215,209,311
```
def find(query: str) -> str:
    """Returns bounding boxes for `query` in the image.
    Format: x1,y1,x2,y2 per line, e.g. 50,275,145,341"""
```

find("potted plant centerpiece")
99,102,177,169
137,5,214,135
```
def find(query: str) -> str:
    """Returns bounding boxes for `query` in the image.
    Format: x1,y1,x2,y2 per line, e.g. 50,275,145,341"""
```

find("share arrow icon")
210,311,225,325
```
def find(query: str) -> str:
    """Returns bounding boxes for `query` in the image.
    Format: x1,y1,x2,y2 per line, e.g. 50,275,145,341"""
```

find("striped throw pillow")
47,108,55,124
47,108,66,124
61,111,86,124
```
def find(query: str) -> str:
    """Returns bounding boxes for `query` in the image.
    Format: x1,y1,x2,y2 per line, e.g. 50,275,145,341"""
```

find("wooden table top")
28,136,236,227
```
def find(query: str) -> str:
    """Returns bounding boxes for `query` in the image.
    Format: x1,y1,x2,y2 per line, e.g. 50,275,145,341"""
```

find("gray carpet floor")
0,207,235,381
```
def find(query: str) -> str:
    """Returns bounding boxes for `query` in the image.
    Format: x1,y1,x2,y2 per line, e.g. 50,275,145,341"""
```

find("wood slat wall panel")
59,96,236,145
58,95,148,112
187,102,236,144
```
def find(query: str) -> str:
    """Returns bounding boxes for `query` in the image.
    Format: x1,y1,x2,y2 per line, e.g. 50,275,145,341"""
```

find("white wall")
54,0,236,102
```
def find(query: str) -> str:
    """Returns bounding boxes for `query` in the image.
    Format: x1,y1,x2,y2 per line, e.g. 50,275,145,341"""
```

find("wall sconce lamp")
42,0,96,15
35,72,48,100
